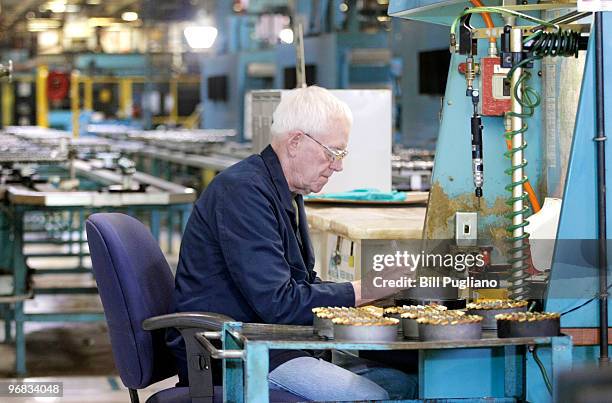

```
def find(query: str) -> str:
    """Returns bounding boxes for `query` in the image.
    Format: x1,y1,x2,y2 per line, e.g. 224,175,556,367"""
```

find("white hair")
270,86,353,139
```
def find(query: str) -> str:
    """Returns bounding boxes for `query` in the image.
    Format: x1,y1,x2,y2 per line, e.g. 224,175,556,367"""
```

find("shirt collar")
260,145,295,212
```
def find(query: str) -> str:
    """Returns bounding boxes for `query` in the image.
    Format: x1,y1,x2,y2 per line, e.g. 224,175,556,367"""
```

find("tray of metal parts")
468,306,528,331
333,323,398,342
418,321,482,342
313,316,334,339
496,313,560,338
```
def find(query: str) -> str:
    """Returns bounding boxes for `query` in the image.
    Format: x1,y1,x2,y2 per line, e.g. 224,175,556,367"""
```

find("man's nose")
331,158,343,172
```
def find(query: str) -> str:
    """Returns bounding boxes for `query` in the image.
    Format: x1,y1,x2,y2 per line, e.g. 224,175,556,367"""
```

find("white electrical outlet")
456,212,478,246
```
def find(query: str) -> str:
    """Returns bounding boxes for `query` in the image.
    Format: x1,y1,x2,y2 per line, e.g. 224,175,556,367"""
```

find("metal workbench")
0,160,196,375
201,323,572,402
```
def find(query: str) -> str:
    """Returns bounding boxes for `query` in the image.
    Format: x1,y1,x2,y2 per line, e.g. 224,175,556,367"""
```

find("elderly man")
167,86,415,400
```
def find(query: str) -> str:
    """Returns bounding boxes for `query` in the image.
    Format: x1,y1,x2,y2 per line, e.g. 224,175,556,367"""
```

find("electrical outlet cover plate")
456,212,478,246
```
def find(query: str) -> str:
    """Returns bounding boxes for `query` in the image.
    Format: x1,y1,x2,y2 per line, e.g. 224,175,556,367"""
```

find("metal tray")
419,322,482,341
313,316,334,339
401,317,419,339
334,324,398,342
497,318,560,338
467,306,528,330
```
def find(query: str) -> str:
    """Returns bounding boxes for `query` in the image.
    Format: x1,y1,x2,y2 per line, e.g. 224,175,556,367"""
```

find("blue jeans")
268,353,418,401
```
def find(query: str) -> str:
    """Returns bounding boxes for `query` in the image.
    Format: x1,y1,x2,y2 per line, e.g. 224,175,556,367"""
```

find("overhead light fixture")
278,28,294,44
121,12,138,22
183,26,218,49
46,1,67,13
86,0,101,4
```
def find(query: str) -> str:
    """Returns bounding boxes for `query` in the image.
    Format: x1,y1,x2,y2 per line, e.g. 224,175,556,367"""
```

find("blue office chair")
86,213,303,403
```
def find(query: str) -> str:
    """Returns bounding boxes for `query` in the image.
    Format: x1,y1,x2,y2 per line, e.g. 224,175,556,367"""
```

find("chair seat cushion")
145,386,305,403
145,386,192,403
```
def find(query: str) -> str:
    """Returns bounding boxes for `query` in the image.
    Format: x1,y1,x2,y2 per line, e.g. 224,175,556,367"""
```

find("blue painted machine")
386,0,611,400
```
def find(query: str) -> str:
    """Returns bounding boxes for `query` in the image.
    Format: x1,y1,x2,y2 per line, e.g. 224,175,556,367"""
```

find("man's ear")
287,131,301,157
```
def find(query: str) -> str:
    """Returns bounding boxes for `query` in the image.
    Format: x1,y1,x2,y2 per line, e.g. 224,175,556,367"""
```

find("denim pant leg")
351,365,418,400
334,350,419,399
268,357,390,401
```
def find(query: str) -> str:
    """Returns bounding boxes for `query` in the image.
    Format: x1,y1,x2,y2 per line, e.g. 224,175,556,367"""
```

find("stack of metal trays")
86,124,137,140
394,304,450,339
0,133,68,163
496,312,561,338
466,299,529,330
125,129,236,152
312,306,397,341
417,314,483,341
5,126,71,146
333,317,398,342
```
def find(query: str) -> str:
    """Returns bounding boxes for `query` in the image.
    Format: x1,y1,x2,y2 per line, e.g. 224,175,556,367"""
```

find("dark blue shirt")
167,145,354,381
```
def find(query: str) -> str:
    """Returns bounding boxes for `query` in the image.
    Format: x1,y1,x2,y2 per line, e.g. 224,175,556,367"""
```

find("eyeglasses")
302,132,348,162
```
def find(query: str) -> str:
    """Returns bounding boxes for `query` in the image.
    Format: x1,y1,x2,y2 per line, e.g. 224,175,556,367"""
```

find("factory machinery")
0,126,196,375
386,0,609,400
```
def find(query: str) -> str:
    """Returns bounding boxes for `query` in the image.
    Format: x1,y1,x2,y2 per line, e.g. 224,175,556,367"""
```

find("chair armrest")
142,312,234,332
142,312,236,403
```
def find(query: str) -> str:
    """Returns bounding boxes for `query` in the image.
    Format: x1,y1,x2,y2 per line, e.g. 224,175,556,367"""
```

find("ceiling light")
86,0,101,4
121,12,138,22
278,28,294,44
183,26,218,49
48,1,67,13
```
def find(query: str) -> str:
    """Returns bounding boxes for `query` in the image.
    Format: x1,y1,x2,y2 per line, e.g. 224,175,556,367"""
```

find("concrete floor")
0,230,182,402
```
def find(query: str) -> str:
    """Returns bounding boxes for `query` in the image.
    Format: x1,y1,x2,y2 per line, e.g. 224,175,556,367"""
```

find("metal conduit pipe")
594,11,609,366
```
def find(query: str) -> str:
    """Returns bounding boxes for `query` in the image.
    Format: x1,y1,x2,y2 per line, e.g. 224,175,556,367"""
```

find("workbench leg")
13,210,27,375
165,161,172,182
2,304,12,342
245,343,268,403
166,210,174,255
223,326,244,403
152,158,160,178
151,210,161,243
14,301,25,376
68,210,74,252
504,345,524,400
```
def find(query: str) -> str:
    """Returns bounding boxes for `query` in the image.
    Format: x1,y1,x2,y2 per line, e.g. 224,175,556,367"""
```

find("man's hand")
351,280,398,307
351,280,368,306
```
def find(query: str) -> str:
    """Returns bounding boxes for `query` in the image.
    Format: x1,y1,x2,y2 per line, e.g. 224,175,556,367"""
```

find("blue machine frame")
545,12,612,352
388,0,612,398
215,322,571,402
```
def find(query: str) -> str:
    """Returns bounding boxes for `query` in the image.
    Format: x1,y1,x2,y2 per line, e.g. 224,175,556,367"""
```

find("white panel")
323,89,392,193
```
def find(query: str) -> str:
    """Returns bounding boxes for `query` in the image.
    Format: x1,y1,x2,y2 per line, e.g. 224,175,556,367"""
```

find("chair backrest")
86,212,176,389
